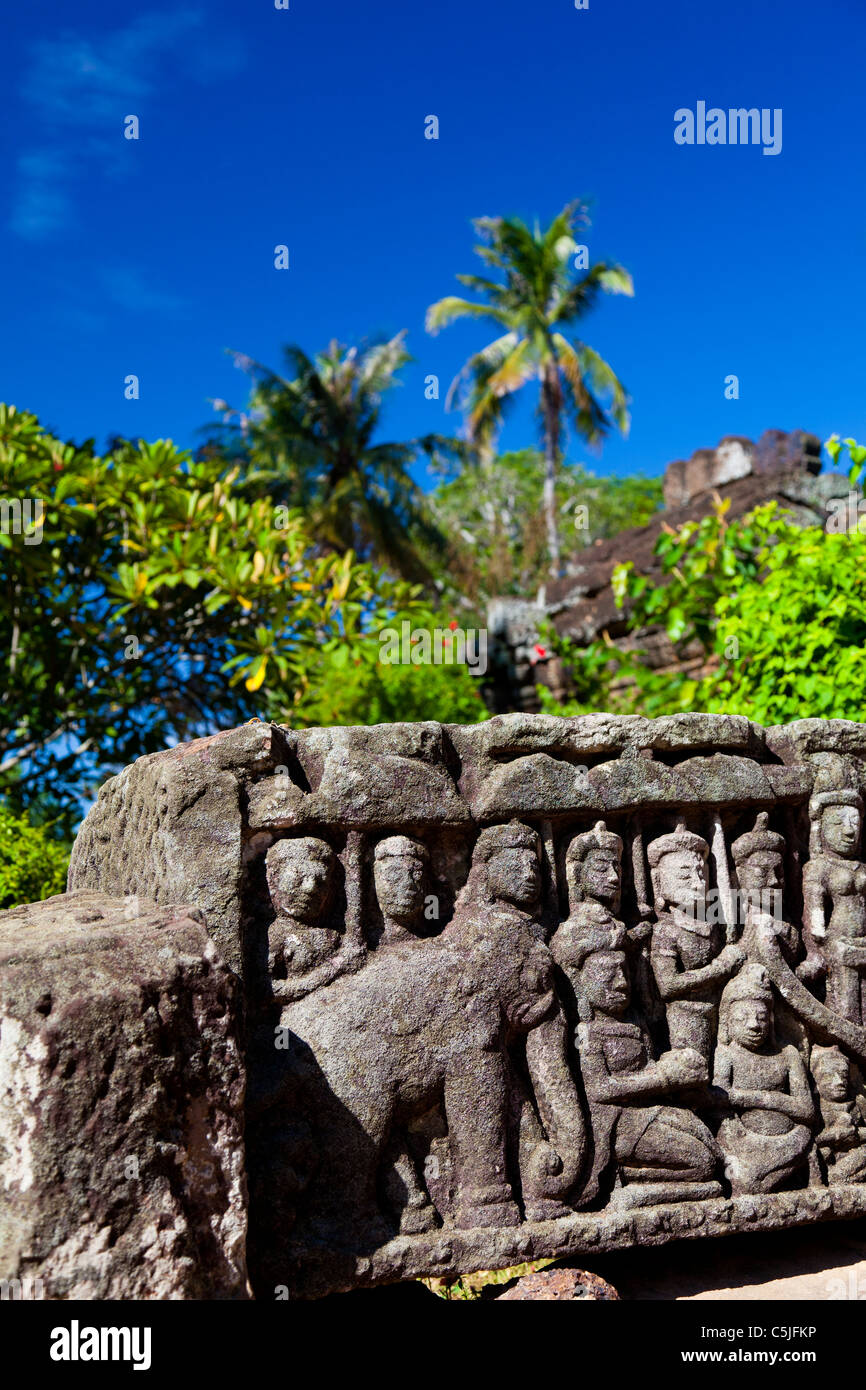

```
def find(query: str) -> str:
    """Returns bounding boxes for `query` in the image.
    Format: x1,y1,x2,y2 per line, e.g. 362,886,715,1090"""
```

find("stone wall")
486,429,849,713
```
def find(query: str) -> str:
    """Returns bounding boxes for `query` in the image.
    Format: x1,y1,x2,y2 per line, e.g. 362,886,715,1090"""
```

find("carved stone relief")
67,715,866,1295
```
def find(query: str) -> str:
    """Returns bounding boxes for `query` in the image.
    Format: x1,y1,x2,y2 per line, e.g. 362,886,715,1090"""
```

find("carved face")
654,849,707,912
822,805,862,857
580,949,630,1017
815,1053,849,1102
374,852,426,923
738,850,782,895
579,848,621,908
487,846,541,908
727,998,771,1051
268,849,332,923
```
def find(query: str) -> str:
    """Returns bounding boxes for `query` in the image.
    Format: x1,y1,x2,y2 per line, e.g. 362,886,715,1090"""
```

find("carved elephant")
274,912,588,1245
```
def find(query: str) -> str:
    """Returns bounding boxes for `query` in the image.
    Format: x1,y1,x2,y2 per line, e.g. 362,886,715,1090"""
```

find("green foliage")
541,441,866,724
0,406,478,812
289,609,489,727
826,432,866,486
0,804,69,909
428,449,661,607
536,631,624,716
706,510,866,724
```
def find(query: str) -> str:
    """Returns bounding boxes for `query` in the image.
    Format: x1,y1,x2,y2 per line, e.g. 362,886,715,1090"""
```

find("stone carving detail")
714,964,814,1194
648,822,744,1066
802,765,866,1020
64,713,866,1295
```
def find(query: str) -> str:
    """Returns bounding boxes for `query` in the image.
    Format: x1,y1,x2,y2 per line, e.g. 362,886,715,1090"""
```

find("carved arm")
652,945,743,1002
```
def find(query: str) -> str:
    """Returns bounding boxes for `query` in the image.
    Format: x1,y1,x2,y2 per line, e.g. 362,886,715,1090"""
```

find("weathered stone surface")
0,892,249,1299
662,429,821,509
61,715,866,1298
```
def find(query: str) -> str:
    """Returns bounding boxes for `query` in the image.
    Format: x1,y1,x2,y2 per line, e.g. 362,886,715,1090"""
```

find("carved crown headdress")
566,821,623,864
647,819,708,868
731,812,784,865
809,756,864,818
473,820,539,863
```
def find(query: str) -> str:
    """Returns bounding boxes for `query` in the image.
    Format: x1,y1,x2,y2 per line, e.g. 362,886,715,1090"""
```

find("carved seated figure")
714,964,814,1194
265,836,363,1002
811,1045,866,1184
649,821,744,1071
571,925,723,1209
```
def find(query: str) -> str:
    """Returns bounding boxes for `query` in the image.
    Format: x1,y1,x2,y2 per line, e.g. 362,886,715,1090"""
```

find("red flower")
534,644,547,659
449,620,458,631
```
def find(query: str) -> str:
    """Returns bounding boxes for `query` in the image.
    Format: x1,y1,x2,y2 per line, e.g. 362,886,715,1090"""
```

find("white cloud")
11,8,246,239
100,267,186,315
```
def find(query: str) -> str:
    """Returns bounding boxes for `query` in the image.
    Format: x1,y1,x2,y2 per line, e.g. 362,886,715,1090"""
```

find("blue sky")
2,0,865,483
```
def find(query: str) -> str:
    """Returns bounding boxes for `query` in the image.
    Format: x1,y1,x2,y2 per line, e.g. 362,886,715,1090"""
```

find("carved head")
565,821,623,913
266,837,336,924
819,801,863,858
811,1045,850,1103
373,835,428,924
556,920,630,1021
577,947,630,1021
732,812,785,904
809,760,864,857
718,962,774,1050
648,822,708,914
474,821,541,909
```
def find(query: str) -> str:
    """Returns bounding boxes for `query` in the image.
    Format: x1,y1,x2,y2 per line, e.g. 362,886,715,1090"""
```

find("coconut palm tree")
211,333,463,584
426,201,633,576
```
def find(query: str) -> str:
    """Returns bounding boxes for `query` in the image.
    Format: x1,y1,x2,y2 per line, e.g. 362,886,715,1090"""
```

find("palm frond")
425,296,504,334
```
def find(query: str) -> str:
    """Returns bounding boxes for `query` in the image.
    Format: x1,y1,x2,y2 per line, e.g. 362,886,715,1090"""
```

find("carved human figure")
569,924,722,1206
649,822,744,1068
553,821,627,1001
371,836,437,1229
713,964,814,1194
811,1045,866,1184
265,836,363,1002
448,821,589,1221
279,820,588,1240
801,779,866,1024
731,813,800,964
373,835,430,945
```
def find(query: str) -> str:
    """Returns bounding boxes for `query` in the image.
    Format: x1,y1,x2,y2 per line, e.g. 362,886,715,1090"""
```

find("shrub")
0,805,70,909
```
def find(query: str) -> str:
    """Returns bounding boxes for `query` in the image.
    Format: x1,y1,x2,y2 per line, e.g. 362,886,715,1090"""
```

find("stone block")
0,892,249,1300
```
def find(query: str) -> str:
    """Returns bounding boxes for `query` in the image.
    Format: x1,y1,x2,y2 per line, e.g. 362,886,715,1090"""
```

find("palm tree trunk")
541,364,561,578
